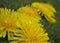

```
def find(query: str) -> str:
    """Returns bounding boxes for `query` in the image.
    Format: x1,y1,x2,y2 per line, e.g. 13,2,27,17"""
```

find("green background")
0,0,60,43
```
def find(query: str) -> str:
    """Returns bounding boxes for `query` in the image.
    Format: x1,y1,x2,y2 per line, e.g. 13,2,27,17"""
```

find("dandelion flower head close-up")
0,1,57,43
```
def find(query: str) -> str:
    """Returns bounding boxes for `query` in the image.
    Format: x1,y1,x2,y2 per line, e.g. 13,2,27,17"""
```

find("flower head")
18,23,50,43
8,12,50,43
11,12,50,43
0,8,21,38
32,2,56,23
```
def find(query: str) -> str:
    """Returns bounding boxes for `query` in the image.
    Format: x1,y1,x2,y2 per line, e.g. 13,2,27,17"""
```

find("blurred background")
0,0,60,43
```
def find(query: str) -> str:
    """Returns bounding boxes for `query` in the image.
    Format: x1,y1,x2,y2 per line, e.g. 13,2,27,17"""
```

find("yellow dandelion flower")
17,22,50,43
32,2,56,23
8,12,49,43
0,8,21,38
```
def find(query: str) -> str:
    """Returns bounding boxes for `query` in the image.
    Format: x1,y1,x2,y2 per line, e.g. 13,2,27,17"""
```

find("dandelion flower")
32,2,56,23
0,8,21,39
14,12,50,43
18,22,50,43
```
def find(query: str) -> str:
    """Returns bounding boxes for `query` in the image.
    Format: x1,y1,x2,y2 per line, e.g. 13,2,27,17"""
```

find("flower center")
30,36,38,43
1,20,15,28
